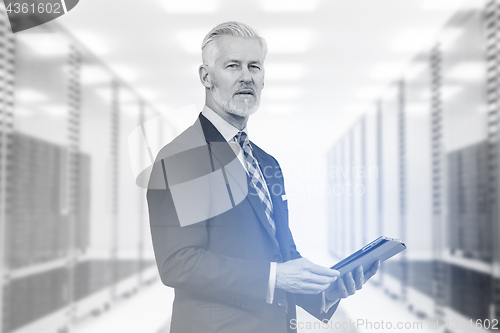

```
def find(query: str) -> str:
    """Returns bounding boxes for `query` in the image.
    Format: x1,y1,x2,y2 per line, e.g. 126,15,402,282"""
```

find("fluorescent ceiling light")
421,0,465,11
137,88,160,102
263,85,301,100
177,30,206,54
343,103,372,113
81,65,111,85
161,0,217,13
72,32,109,56
40,105,67,116
406,103,429,115
260,0,320,12
422,0,482,11
265,62,307,81
442,86,462,101
17,33,68,57
391,28,435,53
370,63,404,80
110,64,138,82
16,88,48,103
264,29,313,53
420,85,462,101
448,61,484,81
95,87,144,105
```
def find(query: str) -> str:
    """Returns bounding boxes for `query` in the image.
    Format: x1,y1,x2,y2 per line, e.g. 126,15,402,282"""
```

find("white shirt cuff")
266,262,277,304
321,291,340,313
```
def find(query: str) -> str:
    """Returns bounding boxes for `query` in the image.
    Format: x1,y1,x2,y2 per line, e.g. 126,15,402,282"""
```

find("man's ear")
199,65,212,89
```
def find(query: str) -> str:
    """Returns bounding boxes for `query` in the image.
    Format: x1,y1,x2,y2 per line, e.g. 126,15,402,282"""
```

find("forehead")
214,35,263,63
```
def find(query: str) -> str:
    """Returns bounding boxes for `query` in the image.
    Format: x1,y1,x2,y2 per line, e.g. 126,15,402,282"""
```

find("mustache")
233,86,256,96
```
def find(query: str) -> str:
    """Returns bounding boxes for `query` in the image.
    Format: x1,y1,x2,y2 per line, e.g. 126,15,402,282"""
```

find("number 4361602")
5,2,62,14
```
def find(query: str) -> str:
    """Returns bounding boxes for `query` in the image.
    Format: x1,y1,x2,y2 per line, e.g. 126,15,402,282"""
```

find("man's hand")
325,260,380,303
276,258,340,294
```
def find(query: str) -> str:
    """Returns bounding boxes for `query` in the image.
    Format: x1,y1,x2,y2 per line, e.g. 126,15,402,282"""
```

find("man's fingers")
302,271,338,286
306,263,340,278
365,260,381,281
337,277,348,298
344,272,356,296
299,282,332,294
354,266,364,290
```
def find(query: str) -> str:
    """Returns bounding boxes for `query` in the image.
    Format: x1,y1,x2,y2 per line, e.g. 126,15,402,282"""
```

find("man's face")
208,35,265,117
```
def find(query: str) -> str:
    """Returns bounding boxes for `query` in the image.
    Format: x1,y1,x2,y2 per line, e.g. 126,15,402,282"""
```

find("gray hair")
201,21,268,67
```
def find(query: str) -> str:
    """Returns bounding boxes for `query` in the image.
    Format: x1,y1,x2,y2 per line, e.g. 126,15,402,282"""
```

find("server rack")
364,107,381,262
351,122,365,254
0,9,170,333
439,5,492,325
404,51,434,319
380,83,404,300
485,0,500,321
326,0,499,329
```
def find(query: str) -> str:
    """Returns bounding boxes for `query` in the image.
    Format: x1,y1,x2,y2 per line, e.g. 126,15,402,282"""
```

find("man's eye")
227,64,237,68
250,65,261,70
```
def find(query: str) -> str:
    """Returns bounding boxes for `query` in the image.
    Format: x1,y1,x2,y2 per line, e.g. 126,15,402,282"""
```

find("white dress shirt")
201,106,337,312
201,106,277,304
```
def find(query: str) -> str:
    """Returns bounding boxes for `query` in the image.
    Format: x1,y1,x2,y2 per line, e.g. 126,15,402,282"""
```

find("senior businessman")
146,21,380,333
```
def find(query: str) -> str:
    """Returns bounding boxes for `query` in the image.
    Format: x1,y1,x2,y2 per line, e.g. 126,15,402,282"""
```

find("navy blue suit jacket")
147,114,339,333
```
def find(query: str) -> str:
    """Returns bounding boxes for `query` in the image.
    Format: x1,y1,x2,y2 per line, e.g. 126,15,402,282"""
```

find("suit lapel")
196,114,280,250
251,145,284,251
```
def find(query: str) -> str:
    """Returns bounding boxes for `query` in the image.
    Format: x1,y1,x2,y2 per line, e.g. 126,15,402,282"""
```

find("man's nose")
239,67,252,83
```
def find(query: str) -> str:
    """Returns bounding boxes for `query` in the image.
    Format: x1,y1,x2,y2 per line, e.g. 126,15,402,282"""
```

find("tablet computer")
331,236,406,276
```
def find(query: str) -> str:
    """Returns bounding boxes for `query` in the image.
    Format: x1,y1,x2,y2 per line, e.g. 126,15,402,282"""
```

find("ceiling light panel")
260,0,320,12
406,103,429,114
177,30,206,54
81,65,112,85
391,28,435,53
421,0,465,11
438,28,464,51
110,64,138,82
447,62,485,81
356,86,383,100
72,32,109,56
370,63,405,80
40,105,67,116
161,0,218,13
16,88,48,103
263,29,313,53
17,33,69,57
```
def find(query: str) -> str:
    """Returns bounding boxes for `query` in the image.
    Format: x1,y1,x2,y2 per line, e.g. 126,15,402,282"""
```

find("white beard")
212,85,260,117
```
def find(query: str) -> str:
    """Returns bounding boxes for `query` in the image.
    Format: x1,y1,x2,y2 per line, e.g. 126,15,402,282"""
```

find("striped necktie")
235,131,276,236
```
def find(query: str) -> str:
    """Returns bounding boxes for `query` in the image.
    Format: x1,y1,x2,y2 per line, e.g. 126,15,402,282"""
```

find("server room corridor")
0,0,499,332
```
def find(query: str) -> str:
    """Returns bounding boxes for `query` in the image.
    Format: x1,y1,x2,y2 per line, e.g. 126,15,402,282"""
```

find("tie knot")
235,131,249,148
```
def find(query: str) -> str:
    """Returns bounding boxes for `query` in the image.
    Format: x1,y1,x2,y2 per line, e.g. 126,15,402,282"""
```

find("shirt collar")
201,105,248,142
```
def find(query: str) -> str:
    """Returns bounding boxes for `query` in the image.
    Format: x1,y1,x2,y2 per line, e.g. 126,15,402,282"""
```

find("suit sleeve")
147,157,271,312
